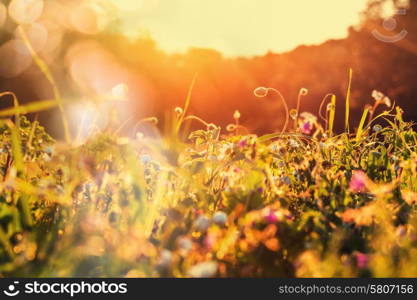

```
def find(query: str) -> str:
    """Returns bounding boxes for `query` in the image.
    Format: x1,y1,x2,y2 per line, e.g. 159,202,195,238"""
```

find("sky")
107,0,369,57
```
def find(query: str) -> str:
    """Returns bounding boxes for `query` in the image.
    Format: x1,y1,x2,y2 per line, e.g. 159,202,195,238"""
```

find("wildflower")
300,112,317,122
44,145,54,155
158,250,172,268
382,96,392,107
188,261,218,278
237,139,247,148
300,120,313,135
233,110,241,120
372,90,384,101
373,124,382,132
299,88,308,96
372,90,391,107
254,87,269,98
281,176,291,186
204,231,218,250
194,215,211,232
212,211,228,227
349,170,369,193
177,237,192,254
396,226,407,238
193,208,204,217
139,154,151,164
354,252,368,269
264,210,278,224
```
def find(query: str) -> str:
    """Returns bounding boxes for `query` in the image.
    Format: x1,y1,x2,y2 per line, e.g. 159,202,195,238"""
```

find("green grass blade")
18,27,71,144
4,120,24,174
0,99,60,117
175,73,198,134
328,94,336,136
356,107,369,143
345,68,353,133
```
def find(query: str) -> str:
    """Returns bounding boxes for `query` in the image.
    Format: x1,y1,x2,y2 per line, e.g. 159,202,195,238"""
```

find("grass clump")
0,80,416,278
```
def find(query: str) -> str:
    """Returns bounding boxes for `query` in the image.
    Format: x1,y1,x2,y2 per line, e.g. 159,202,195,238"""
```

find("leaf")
258,133,282,142
2,120,24,173
356,107,369,143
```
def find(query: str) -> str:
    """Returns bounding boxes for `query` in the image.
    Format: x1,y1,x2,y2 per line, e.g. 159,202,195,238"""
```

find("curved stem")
318,93,334,123
367,100,382,127
183,115,213,129
294,89,306,129
267,88,289,134
133,117,159,135
0,92,20,128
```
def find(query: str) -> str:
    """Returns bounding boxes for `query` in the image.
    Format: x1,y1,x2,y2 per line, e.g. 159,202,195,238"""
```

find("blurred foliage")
0,85,416,278
0,0,416,278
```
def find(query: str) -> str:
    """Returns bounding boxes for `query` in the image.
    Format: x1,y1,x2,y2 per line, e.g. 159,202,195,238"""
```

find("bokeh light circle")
8,0,44,24
14,23,48,52
70,3,99,35
0,39,32,78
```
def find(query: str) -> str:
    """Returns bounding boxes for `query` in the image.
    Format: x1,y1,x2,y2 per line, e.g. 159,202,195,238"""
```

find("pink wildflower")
300,121,313,135
349,170,369,193
237,139,247,148
264,210,278,224
355,252,368,269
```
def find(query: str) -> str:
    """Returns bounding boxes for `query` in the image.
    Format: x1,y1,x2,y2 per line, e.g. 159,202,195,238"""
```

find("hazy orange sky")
108,0,370,57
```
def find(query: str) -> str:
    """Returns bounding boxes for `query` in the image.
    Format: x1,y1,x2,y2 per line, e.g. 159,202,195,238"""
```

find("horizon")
111,0,373,57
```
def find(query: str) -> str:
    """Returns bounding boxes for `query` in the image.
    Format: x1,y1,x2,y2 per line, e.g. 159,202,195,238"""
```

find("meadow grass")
0,32,416,277
0,77,416,277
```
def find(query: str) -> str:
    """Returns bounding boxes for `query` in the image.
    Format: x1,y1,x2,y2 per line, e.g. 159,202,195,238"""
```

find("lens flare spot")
8,0,44,24
14,23,48,52
0,39,32,78
70,3,103,35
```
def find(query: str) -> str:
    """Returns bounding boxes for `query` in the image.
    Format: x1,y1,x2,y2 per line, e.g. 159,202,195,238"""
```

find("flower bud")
233,110,241,120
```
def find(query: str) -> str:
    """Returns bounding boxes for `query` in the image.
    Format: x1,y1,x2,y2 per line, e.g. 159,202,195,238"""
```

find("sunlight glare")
108,0,369,57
